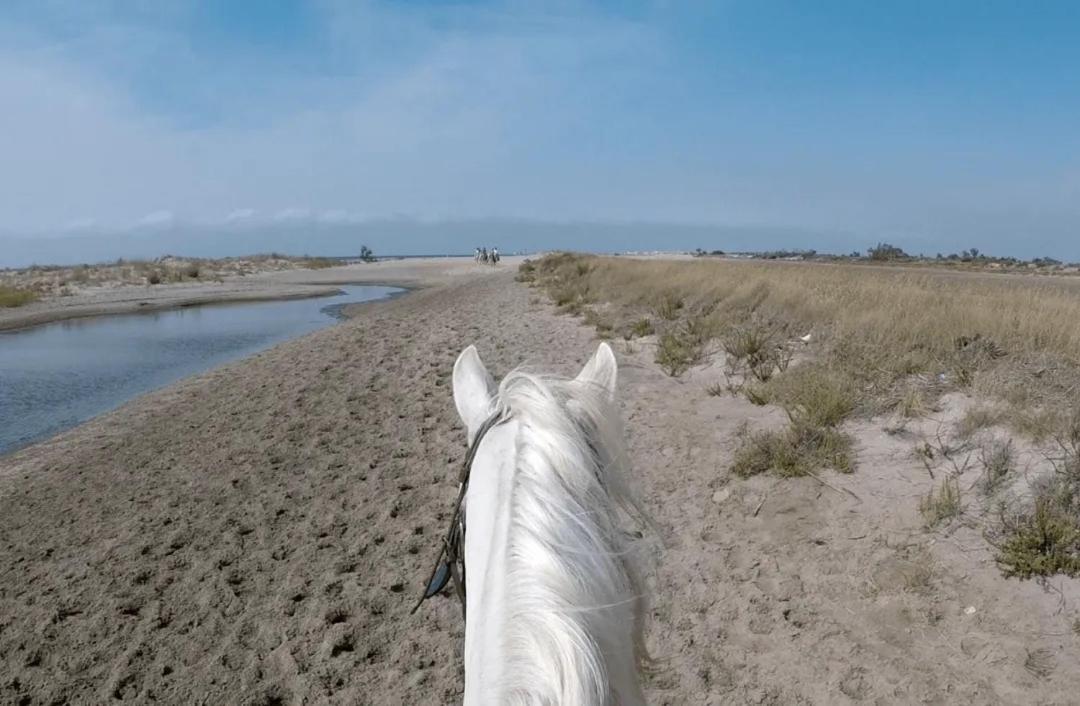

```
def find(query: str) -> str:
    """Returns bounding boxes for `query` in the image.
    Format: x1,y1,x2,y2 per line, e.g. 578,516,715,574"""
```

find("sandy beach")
3,257,1080,705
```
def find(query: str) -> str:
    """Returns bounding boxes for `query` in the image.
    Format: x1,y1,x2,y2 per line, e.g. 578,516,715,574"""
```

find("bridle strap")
410,410,506,619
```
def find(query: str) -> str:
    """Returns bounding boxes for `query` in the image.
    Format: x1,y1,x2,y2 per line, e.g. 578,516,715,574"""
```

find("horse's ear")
575,342,617,401
453,345,496,436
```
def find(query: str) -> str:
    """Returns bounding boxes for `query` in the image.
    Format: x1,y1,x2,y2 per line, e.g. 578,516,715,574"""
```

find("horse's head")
444,342,648,706
451,342,618,443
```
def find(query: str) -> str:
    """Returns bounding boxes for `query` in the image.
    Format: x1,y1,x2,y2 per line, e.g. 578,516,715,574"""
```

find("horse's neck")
463,421,517,705
461,415,646,706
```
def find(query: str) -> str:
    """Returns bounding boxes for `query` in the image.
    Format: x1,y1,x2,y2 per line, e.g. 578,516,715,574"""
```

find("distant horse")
415,343,651,705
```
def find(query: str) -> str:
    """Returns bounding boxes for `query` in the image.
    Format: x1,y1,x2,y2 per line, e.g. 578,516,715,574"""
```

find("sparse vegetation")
0,254,350,300
993,406,1080,578
522,253,1080,426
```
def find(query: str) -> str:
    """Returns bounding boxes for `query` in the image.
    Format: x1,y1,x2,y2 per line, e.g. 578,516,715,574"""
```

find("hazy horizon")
3,2,1079,262
3,216,1079,269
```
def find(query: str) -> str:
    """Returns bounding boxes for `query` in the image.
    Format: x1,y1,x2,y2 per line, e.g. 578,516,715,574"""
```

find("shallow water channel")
0,285,403,456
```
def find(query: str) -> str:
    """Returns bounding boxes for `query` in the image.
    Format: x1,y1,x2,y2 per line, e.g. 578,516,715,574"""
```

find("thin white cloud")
317,209,366,223
62,217,98,231
273,208,312,222
225,208,257,222
138,210,174,227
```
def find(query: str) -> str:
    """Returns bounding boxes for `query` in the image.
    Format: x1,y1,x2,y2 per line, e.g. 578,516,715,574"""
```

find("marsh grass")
525,253,1080,430
0,285,37,308
523,255,1080,568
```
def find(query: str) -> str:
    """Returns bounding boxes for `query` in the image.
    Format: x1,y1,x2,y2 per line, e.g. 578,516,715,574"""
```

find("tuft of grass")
731,419,855,478
0,285,38,308
765,364,857,428
896,384,929,418
997,496,1080,579
582,307,615,338
1009,407,1061,443
516,259,537,283
653,292,683,320
721,324,779,382
919,476,962,527
629,317,654,338
743,382,770,406
655,329,702,377
956,405,1006,439
705,381,725,397
979,438,1014,494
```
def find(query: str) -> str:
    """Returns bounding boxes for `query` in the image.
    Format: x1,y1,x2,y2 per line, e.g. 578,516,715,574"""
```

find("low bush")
731,420,855,478
0,285,37,308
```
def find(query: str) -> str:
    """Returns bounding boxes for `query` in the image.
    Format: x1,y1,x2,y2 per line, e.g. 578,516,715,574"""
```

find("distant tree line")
691,241,1076,268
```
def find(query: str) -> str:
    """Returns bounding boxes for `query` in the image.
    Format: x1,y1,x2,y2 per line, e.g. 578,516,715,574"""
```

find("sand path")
2,265,1079,704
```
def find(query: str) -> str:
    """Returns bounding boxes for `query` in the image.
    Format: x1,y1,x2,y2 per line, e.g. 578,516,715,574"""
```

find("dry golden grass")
526,253,1080,416
526,254,1080,577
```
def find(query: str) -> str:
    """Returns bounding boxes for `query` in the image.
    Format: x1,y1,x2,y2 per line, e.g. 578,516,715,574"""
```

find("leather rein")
410,411,506,620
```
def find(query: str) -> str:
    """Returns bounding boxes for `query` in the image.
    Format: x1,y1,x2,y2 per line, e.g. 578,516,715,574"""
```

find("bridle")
411,410,507,620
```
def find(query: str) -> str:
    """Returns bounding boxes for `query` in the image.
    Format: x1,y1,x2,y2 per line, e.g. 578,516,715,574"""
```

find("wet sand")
2,257,1080,704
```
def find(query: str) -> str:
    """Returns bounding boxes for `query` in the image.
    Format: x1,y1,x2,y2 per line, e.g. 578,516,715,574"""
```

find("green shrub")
629,318,654,338
0,285,37,308
655,331,701,377
997,497,1080,579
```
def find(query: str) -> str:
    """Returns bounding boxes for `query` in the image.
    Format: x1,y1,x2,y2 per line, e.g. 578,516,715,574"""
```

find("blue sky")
2,1,1079,259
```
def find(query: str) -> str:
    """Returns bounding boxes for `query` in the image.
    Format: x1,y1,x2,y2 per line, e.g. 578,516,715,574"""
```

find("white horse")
448,342,650,705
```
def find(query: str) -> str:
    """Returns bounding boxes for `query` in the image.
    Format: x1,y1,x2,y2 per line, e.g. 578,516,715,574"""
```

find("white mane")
489,369,650,706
